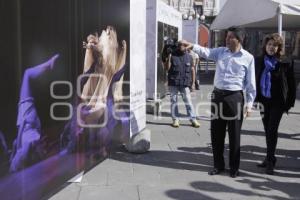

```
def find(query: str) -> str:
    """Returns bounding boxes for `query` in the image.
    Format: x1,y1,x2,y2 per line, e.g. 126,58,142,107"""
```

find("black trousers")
211,88,244,172
260,99,284,163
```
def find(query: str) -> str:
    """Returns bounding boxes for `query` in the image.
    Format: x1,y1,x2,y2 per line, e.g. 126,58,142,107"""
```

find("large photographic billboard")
0,0,130,199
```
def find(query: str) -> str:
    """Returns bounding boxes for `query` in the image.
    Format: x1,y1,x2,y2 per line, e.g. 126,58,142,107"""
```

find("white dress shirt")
193,45,256,109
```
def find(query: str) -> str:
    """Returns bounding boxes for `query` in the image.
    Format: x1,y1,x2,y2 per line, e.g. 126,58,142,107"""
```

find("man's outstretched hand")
179,40,194,50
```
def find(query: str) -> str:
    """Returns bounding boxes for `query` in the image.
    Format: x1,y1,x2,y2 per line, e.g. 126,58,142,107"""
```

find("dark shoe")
230,170,239,178
265,162,274,175
257,158,276,168
257,160,267,168
208,168,224,175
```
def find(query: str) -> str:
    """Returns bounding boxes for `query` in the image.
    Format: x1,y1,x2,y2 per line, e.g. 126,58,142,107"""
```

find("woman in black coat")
255,33,296,175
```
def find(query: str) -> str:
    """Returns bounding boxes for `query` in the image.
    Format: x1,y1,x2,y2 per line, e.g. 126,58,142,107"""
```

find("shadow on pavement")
165,178,299,200
155,112,188,118
189,179,298,200
148,112,211,122
237,177,300,199
242,129,300,141
178,145,300,178
111,142,300,200
288,111,300,115
111,146,213,172
165,189,219,200
240,145,300,175
167,146,300,200
112,145,299,199
111,142,300,178
146,121,195,127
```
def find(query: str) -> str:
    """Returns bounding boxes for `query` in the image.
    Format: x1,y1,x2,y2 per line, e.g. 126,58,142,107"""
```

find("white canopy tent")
210,0,300,35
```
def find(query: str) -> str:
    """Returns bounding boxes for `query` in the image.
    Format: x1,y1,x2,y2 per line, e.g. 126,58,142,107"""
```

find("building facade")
162,0,222,47
161,0,194,15
161,0,220,18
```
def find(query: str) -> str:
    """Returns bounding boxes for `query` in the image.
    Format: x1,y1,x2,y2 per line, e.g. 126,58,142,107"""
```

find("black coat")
255,56,296,112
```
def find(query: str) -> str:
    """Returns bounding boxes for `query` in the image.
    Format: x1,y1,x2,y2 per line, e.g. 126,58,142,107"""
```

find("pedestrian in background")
181,27,256,178
255,33,296,175
188,49,200,91
163,42,200,128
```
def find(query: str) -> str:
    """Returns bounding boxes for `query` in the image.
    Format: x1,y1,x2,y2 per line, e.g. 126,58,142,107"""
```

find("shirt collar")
225,46,245,55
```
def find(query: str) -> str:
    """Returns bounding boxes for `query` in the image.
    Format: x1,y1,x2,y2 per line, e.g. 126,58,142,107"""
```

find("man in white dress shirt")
181,27,256,178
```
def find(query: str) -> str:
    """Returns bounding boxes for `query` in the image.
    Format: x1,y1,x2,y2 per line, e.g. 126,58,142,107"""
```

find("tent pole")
278,3,282,36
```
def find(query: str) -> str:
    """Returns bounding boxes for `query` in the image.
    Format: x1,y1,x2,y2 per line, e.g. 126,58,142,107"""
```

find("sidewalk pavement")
50,74,300,200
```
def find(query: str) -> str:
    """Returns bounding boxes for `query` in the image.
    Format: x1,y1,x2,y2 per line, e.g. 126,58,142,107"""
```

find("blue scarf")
260,56,277,98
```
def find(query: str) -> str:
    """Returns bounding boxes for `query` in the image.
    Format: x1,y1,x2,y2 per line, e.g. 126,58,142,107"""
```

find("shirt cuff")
192,44,201,52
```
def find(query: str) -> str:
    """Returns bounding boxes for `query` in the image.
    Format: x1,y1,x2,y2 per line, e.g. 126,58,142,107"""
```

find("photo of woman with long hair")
77,26,129,156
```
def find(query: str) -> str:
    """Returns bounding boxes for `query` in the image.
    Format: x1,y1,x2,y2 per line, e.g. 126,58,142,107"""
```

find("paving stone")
78,185,139,200
49,184,81,200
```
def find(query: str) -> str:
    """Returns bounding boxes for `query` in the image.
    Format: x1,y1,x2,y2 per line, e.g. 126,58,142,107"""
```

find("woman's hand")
83,41,96,49
83,34,99,49
244,106,252,118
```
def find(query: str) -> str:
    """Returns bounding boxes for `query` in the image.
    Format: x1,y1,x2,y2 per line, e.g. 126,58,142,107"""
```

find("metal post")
278,3,283,37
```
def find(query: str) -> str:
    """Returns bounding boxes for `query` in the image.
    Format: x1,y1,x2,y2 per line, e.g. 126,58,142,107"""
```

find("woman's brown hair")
262,33,284,59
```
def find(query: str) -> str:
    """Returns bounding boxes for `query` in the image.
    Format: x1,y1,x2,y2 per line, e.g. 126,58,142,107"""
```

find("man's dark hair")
227,27,245,43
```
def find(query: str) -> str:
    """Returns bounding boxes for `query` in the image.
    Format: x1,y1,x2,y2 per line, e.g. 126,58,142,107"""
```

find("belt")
213,87,242,95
